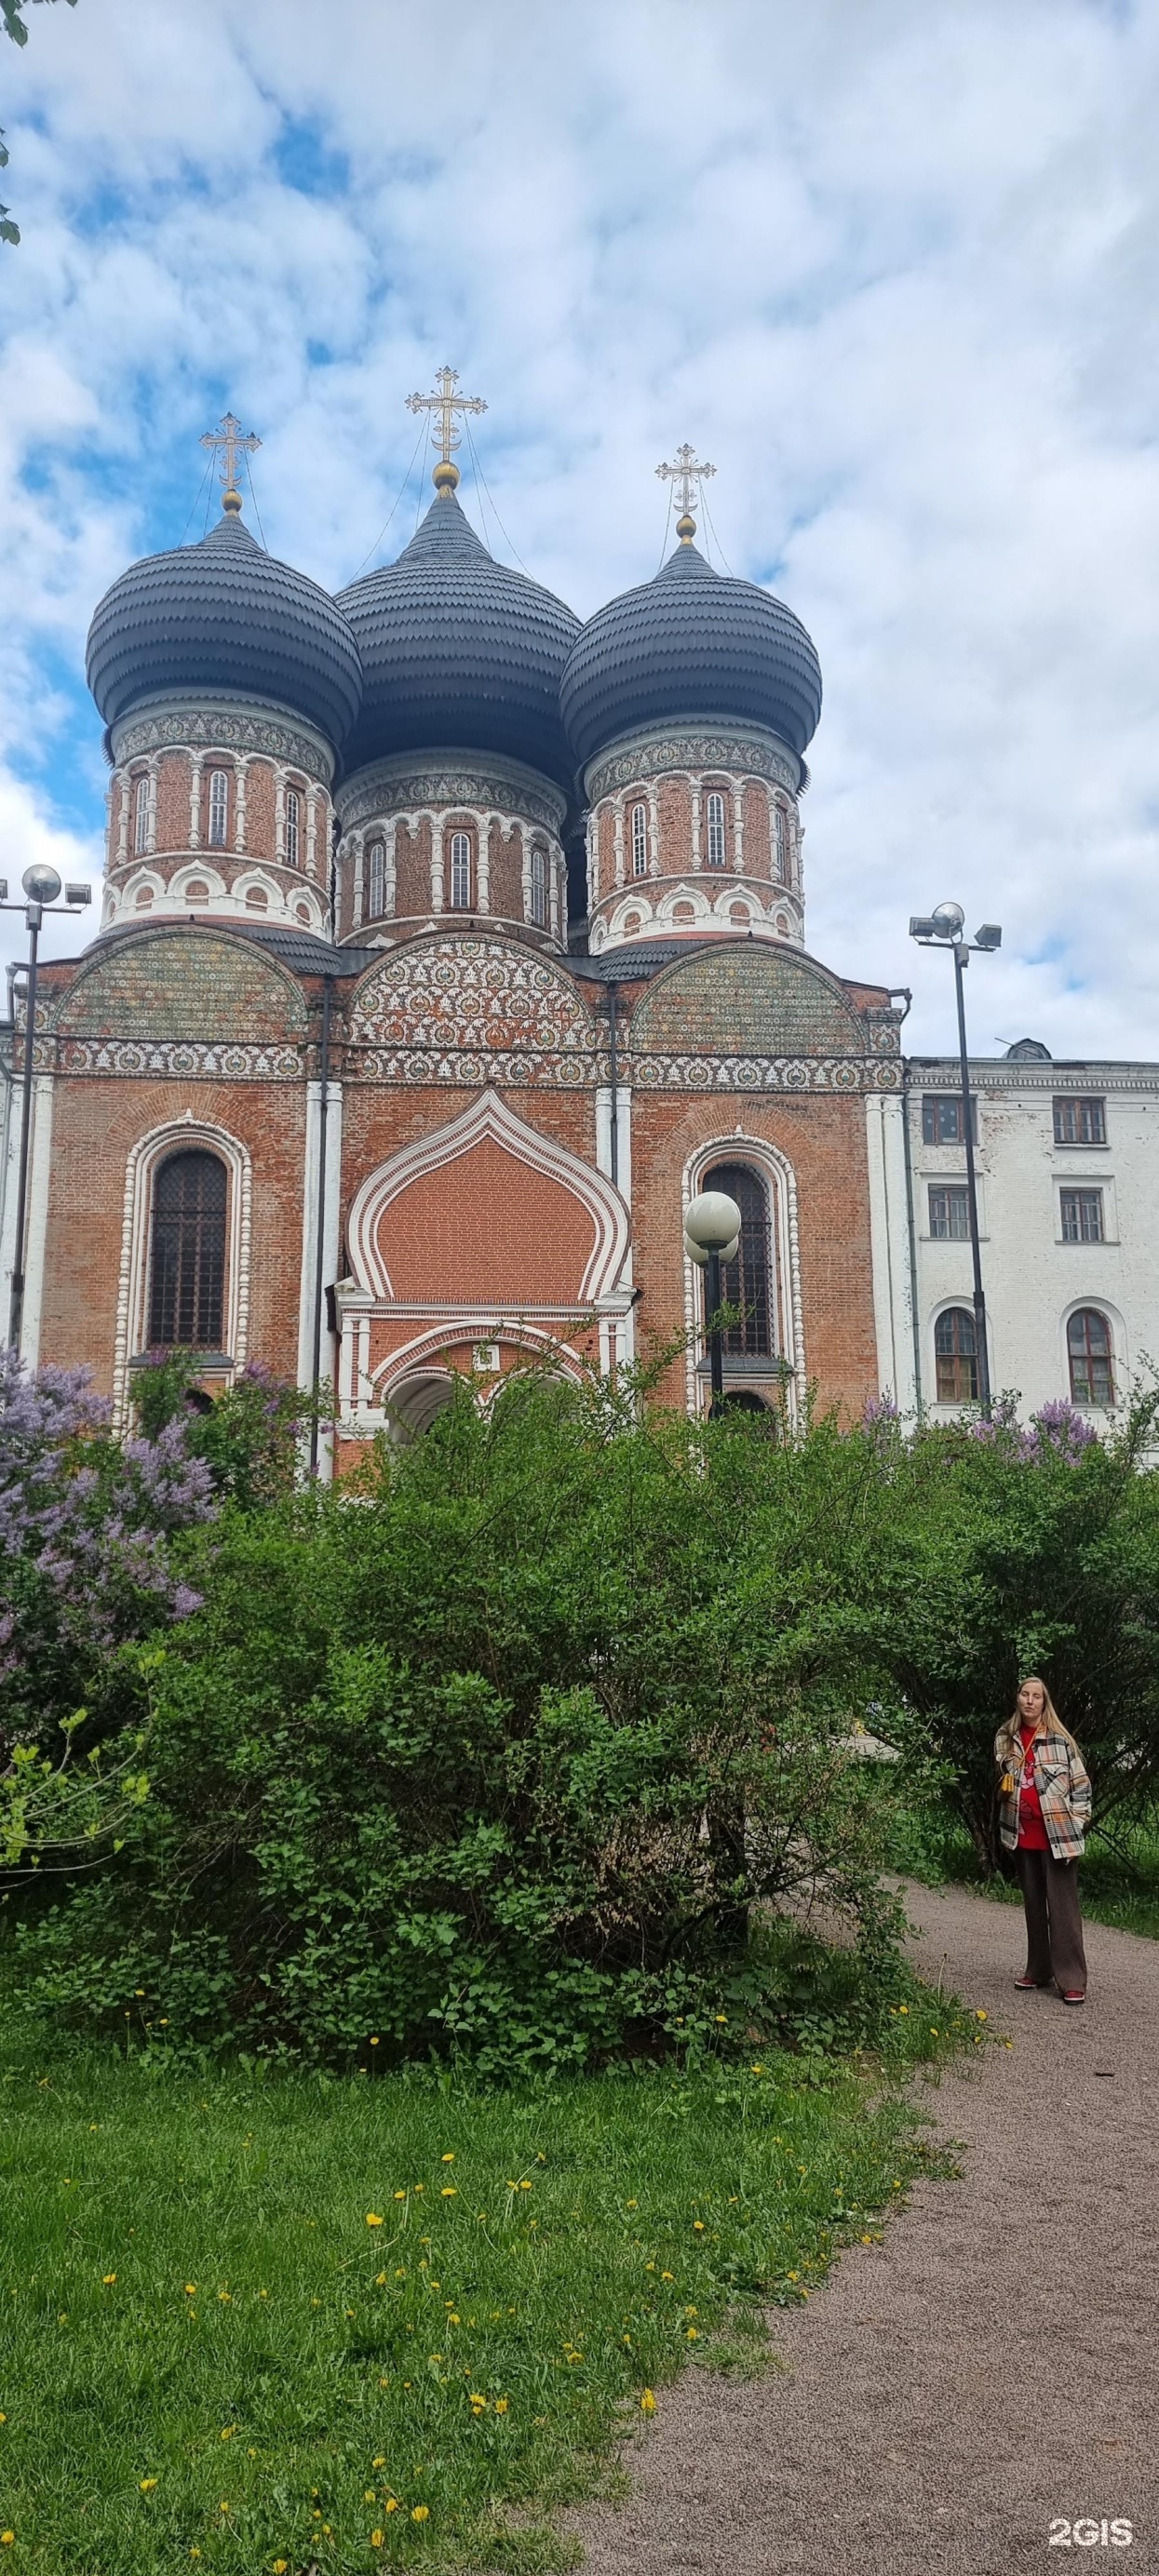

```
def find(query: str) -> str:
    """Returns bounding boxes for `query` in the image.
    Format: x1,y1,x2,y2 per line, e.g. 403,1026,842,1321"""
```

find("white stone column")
520,828,532,922
732,785,745,871
115,770,129,864
384,821,398,919
352,836,365,930
305,787,319,879
430,816,445,913
235,757,249,855
648,788,659,876
613,797,625,889
145,758,159,855
189,756,204,849
477,814,491,914
586,811,598,913
275,770,286,864
691,782,702,868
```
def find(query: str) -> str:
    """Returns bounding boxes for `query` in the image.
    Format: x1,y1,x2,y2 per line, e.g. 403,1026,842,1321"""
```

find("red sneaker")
1060,1990,1085,2006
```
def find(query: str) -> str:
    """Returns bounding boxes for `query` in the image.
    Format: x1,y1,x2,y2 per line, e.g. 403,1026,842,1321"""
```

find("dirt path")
563,1883,1159,2576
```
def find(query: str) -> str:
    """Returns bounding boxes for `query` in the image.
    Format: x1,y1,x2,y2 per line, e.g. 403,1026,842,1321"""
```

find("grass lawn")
0,2013,971,2576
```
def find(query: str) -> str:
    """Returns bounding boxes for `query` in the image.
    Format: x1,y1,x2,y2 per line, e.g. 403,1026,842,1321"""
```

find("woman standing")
994,1677,1091,2003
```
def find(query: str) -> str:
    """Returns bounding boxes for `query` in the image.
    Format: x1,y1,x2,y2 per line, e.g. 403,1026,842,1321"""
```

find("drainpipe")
606,982,619,1188
307,973,335,1478
891,992,923,1416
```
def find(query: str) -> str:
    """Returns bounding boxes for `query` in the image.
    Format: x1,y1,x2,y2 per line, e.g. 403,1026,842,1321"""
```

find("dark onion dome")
559,533,823,772
335,486,580,791
86,502,364,752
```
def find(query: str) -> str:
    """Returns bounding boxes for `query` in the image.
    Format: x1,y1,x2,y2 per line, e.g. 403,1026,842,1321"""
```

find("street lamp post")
2,866,92,1354
909,900,1003,1414
684,1187,741,1416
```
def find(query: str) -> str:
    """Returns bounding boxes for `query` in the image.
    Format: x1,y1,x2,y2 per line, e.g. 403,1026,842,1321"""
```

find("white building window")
367,840,385,919
631,801,648,877
285,787,300,867
450,830,472,910
208,770,229,849
133,776,150,855
530,846,547,926
706,791,726,866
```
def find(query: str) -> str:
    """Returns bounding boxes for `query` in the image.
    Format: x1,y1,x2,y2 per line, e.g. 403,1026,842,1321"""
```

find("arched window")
775,803,788,882
706,791,727,867
1068,1308,1114,1406
148,1151,227,1350
935,1307,977,1402
367,840,385,919
133,775,150,855
701,1161,772,1357
285,787,301,867
530,846,547,926
208,771,229,849
450,830,472,910
631,801,648,877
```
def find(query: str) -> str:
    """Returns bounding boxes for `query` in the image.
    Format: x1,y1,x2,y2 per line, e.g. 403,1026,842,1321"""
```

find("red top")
1017,1724,1050,1850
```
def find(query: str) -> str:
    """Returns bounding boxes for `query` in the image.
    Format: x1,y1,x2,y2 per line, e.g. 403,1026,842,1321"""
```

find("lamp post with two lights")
908,900,1002,1414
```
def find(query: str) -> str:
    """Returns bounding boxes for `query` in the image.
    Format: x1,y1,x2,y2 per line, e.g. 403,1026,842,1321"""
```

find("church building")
5,384,1157,1452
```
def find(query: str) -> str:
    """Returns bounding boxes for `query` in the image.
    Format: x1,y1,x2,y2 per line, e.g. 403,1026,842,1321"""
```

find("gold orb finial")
432,458,461,495
676,511,696,543
222,485,243,516
200,412,261,517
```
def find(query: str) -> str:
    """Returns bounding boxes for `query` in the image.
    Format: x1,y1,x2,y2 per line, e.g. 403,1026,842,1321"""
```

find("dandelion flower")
371,2534,384,2550
102,2273,116,2286
375,2271,387,2287
976,2008,988,2021
370,2036,380,2046
693,2220,705,2233
686,2327,699,2341
372,2457,386,2468
440,2187,457,2198
384,2498,398,2514
494,2397,508,2414
139,2478,157,2492
366,2213,384,2228
220,2427,235,2440
0,2535,13,2547
365,2488,376,2502
273,2563,289,2572
411,2503,430,2522
441,2153,455,2164
640,2389,656,2414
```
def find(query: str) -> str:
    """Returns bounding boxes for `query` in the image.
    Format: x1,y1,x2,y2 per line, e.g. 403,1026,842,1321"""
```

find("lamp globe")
684,1189,742,1252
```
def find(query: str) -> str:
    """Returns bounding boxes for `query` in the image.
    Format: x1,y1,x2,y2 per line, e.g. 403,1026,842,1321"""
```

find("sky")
2,0,1158,1057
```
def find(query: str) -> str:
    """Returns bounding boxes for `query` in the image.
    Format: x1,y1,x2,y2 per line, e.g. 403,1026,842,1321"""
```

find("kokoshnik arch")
5,383,1159,1456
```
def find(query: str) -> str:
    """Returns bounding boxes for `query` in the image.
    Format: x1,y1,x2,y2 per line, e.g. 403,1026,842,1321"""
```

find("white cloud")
2,0,1159,1052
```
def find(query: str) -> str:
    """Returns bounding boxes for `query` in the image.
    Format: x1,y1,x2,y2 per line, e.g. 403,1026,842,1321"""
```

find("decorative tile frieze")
340,754,566,836
112,699,332,785
345,1045,601,1089
586,725,799,803
55,1038,303,1080
629,1053,901,1093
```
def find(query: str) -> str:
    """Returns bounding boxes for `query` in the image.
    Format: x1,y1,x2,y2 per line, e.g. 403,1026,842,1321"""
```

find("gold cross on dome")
406,367,487,493
200,411,262,516
656,440,716,541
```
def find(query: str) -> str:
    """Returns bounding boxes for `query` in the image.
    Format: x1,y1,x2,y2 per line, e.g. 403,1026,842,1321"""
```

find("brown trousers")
1017,1846,1087,1993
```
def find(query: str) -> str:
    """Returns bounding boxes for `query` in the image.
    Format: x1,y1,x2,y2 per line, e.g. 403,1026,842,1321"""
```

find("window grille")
148,1152,227,1350
285,787,300,867
450,831,472,910
1060,1188,1104,1243
133,776,150,855
1054,1097,1106,1146
706,791,726,866
935,1308,977,1402
928,1186,971,1240
208,771,229,849
700,1161,773,1358
367,842,384,918
1068,1308,1114,1406
631,802,648,877
530,847,547,926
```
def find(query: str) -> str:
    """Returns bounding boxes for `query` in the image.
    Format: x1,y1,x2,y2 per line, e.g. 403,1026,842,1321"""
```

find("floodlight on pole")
909,900,1004,1414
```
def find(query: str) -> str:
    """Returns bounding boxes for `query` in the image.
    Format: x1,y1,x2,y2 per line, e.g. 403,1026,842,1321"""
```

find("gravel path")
563,1882,1159,2576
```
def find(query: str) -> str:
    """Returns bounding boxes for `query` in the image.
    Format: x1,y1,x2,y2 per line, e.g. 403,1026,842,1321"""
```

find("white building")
869,1039,1159,1422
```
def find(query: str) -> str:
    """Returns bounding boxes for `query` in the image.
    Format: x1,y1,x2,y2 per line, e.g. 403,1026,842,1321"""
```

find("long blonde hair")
997,1674,1080,1754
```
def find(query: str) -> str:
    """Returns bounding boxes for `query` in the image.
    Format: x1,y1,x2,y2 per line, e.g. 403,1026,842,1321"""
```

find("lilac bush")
0,1351,216,1754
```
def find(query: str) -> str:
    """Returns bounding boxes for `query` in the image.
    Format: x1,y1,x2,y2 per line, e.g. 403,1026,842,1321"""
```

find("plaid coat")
994,1723,1091,1862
